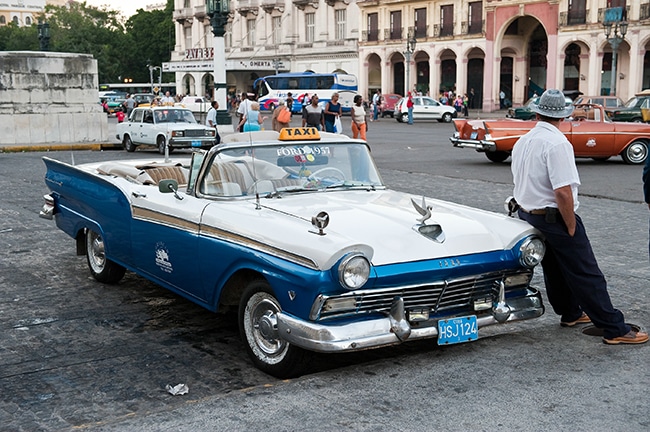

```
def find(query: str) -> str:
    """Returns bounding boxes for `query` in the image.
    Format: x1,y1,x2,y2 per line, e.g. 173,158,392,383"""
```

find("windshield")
154,109,197,123
625,97,639,108
198,142,383,197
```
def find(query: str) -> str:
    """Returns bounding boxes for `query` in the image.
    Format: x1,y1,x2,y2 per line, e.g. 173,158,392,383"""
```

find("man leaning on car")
206,101,220,145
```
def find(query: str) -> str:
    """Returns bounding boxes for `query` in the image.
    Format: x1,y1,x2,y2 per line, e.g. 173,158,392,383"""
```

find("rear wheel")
399,113,408,123
621,140,648,164
486,151,510,163
85,229,125,284
239,280,307,378
123,135,136,152
441,112,453,123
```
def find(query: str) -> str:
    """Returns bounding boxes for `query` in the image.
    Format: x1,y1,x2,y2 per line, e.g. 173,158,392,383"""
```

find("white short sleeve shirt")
511,121,581,212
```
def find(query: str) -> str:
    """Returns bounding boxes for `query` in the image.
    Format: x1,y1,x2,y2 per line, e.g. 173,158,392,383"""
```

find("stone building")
167,0,360,99
0,0,45,26
166,0,650,111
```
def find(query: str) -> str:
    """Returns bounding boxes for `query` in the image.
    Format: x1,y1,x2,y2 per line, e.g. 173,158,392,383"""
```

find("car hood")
200,189,537,270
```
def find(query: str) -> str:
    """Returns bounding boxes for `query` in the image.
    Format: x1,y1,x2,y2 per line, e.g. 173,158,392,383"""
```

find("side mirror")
159,179,184,200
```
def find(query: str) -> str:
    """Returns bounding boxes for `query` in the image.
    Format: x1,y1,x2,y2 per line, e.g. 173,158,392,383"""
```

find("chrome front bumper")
277,288,544,353
449,136,496,152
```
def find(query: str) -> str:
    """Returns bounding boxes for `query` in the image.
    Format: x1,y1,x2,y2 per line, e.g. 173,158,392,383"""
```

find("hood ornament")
411,196,432,224
310,211,329,236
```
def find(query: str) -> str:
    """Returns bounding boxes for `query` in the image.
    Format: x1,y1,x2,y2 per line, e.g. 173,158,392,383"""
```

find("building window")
12,16,18,25
204,24,212,47
184,0,191,8
367,13,378,41
415,8,426,39
25,16,31,25
390,11,402,40
440,5,453,37
247,18,256,46
273,16,281,44
0,15,5,25
335,9,346,40
568,0,587,25
306,12,315,43
468,1,482,34
184,26,192,49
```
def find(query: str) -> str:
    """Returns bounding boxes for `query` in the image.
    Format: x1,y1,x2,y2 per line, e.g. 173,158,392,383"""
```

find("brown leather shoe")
560,312,591,327
603,330,649,345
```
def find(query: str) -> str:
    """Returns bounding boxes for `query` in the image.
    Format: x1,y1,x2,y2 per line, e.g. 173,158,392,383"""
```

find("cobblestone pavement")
1,119,649,431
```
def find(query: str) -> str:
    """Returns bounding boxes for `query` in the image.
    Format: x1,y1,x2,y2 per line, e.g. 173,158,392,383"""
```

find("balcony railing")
363,29,379,42
292,0,319,10
461,20,484,35
173,8,193,21
434,23,454,37
193,5,206,18
559,9,589,26
261,0,284,13
385,28,403,40
414,25,428,39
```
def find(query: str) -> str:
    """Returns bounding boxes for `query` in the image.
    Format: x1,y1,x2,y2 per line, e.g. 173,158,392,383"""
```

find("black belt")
521,208,547,215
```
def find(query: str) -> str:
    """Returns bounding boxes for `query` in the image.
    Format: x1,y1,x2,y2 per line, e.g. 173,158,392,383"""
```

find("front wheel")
621,140,648,164
485,151,510,163
85,229,125,284
239,280,307,378
157,136,168,155
123,135,136,153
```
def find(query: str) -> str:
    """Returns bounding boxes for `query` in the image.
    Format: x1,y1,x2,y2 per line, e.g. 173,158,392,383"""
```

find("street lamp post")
603,8,628,96
207,0,233,133
403,29,417,95
37,21,50,51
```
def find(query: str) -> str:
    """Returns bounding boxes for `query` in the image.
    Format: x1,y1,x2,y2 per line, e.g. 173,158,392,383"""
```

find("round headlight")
519,237,545,268
338,254,370,290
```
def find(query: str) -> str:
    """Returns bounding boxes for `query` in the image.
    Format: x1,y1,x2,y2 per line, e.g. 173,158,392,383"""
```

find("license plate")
470,131,478,140
437,315,478,345
191,140,202,147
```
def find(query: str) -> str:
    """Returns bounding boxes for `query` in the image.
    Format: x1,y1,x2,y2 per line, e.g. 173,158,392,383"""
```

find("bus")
99,82,177,97
253,72,358,113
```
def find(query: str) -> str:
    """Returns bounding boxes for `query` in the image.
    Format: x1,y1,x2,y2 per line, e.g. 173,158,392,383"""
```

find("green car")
506,96,573,120
608,90,650,123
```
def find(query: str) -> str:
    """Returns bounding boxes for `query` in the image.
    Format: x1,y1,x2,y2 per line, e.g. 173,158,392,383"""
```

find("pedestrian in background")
302,94,325,130
286,92,294,114
238,101,266,132
206,100,220,144
350,94,368,140
123,94,136,117
236,92,254,132
511,89,647,345
272,100,291,132
372,90,381,121
406,92,414,125
324,93,342,132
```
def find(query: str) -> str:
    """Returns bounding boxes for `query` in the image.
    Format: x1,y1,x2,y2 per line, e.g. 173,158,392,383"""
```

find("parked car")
175,96,211,113
132,93,156,107
507,95,573,120
380,93,402,118
116,107,217,154
608,89,650,123
100,96,125,114
451,104,650,164
572,96,624,120
394,96,457,123
40,127,546,378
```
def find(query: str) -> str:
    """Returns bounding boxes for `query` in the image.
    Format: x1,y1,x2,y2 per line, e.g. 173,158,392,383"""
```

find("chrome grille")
316,269,532,321
185,129,207,137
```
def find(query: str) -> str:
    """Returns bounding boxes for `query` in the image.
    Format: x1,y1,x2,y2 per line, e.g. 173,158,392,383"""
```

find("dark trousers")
518,210,629,339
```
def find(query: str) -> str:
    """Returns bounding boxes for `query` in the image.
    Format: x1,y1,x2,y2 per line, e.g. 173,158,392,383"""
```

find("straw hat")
530,89,574,118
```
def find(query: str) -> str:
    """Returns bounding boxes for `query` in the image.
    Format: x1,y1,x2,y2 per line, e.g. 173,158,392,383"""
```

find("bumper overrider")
449,135,496,152
276,286,544,353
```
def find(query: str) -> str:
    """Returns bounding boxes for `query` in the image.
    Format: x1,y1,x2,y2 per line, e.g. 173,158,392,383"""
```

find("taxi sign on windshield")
279,127,321,141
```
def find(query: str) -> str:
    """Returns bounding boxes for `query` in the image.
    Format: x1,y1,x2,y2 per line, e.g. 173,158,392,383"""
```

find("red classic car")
450,104,650,164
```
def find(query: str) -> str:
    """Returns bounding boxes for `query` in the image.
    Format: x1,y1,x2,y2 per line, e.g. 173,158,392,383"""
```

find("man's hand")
554,185,576,236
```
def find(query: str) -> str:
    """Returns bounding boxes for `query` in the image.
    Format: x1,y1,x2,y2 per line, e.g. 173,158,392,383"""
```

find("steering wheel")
308,167,346,182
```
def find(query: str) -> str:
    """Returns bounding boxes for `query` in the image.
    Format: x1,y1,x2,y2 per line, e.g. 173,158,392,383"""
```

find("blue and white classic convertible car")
41,128,545,378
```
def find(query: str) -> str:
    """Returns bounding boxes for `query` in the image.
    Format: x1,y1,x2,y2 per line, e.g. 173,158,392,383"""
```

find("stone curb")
0,143,123,153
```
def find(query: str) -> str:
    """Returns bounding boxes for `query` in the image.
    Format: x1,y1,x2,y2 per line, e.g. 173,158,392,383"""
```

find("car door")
130,188,212,302
425,98,446,119
412,97,425,119
139,109,155,145
565,109,615,157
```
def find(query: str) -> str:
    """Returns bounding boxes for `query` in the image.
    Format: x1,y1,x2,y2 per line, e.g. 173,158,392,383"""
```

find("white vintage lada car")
116,106,217,154
40,128,545,378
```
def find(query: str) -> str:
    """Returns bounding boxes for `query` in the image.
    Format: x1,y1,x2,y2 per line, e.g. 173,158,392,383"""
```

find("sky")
84,0,154,18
